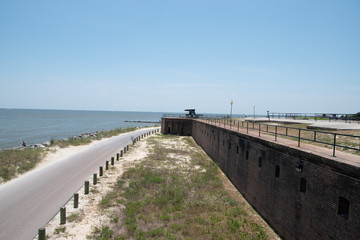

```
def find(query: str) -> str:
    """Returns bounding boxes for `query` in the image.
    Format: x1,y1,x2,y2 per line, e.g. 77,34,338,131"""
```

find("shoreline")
0,124,159,151
0,126,157,185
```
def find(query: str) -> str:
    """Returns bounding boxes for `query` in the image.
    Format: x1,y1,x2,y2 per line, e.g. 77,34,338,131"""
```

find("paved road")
0,127,160,240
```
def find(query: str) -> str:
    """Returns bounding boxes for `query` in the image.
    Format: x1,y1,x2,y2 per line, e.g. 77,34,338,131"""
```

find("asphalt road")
0,127,160,240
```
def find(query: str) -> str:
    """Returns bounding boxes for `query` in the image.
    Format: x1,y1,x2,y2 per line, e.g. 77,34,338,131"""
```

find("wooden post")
38,228,46,240
116,153,119,160
105,161,109,170
99,166,103,176
60,207,66,225
127,145,129,151
93,173,97,185
74,193,79,208
84,181,89,195
111,157,114,165
120,150,123,157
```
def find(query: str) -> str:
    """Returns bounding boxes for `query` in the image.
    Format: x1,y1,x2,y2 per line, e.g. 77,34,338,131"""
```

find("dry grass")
0,148,45,182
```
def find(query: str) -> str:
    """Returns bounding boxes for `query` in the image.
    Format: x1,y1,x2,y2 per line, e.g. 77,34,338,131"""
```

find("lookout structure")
185,109,196,118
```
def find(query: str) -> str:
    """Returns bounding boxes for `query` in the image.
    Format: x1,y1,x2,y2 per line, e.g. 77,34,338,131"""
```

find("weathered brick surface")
162,118,360,240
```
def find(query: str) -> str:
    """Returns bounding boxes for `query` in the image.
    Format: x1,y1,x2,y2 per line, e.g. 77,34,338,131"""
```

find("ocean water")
0,109,164,150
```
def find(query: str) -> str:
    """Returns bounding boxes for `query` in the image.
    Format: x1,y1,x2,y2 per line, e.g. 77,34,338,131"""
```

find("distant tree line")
339,112,360,120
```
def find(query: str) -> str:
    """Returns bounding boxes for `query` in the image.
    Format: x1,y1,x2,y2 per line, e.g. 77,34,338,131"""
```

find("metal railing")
202,118,360,157
269,112,360,123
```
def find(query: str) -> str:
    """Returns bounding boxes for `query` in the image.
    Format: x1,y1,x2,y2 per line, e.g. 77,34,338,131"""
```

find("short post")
84,181,89,194
127,145,129,151
124,147,126,154
120,150,123,157
74,193,79,208
60,207,66,225
298,129,301,147
116,153,120,160
105,160,109,170
259,124,261,137
99,166,103,176
111,157,114,165
238,121,239,131
247,122,249,134
333,134,337,157
38,228,46,240
93,173,97,185
314,131,317,142
275,126,278,141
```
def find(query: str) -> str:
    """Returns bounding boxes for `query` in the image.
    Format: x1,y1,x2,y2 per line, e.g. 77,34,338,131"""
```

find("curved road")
0,127,160,240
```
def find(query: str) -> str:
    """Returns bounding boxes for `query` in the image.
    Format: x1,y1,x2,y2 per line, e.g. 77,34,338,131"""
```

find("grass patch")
96,135,272,239
0,148,45,182
67,210,85,223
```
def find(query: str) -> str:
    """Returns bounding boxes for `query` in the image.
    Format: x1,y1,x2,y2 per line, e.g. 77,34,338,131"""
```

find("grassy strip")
50,127,141,148
0,148,45,182
89,135,270,240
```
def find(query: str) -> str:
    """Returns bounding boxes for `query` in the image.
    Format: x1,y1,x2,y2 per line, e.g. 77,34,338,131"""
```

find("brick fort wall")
161,118,360,240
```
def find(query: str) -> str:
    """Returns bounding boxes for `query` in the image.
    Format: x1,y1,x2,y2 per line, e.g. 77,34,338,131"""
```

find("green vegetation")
90,134,271,239
50,127,140,148
87,226,115,240
0,147,45,182
54,226,66,234
67,210,85,223
351,112,360,119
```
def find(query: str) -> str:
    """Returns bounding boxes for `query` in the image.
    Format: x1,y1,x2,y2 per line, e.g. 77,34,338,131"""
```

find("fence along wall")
161,118,360,240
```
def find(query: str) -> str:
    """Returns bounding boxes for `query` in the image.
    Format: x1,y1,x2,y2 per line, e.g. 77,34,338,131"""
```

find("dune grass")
50,127,141,148
0,147,45,182
89,135,271,240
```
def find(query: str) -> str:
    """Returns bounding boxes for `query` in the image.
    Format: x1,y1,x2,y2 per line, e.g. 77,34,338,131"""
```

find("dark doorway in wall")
275,165,280,178
338,197,350,220
300,178,306,193
258,157,262,168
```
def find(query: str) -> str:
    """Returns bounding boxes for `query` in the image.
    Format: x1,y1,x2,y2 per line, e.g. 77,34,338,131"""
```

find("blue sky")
0,0,359,115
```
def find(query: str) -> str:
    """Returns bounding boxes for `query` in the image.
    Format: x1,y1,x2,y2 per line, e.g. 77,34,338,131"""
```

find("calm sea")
0,109,164,150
